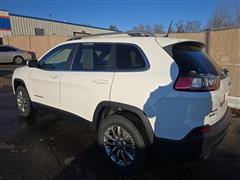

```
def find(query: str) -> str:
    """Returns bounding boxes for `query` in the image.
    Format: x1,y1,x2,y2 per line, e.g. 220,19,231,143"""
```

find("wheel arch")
13,78,27,94
13,55,23,60
92,101,154,146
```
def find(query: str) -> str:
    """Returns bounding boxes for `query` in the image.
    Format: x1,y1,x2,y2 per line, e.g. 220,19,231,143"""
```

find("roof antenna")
164,20,173,37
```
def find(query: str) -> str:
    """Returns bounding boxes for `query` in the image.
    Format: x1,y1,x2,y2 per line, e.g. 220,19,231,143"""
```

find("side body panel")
0,51,14,62
28,68,62,108
60,71,114,121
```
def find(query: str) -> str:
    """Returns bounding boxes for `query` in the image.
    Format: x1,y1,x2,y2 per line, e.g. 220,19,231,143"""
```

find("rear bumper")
153,108,231,161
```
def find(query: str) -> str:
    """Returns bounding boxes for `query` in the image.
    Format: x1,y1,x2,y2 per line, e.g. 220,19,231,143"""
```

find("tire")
98,115,146,174
15,85,35,120
13,56,24,65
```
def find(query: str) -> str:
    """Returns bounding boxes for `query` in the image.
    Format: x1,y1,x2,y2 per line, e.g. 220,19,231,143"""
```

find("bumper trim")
152,108,230,161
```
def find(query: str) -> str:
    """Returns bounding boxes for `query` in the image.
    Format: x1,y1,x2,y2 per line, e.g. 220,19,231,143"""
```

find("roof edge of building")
7,12,113,32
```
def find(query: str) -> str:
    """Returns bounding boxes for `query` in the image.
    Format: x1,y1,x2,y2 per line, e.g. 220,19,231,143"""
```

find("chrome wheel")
103,125,136,167
17,90,27,112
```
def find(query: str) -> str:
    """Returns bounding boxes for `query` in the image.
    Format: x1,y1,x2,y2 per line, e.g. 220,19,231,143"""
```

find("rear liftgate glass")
170,42,227,92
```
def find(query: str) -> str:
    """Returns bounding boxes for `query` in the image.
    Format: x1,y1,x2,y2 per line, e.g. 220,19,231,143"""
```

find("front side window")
39,44,75,70
72,43,113,71
116,44,146,70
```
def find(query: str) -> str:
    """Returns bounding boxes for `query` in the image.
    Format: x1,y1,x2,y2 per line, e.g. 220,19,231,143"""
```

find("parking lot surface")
0,64,240,180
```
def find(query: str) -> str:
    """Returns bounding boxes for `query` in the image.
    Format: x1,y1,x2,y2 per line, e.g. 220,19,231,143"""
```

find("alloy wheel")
14,57,23,64
103,125,136,167
17,90,27,112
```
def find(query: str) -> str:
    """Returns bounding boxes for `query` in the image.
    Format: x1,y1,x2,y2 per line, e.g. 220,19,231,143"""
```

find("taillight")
175,75,220,91
192,124,211,135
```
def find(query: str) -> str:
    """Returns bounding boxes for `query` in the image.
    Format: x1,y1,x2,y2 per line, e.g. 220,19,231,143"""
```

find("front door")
29,43,77,108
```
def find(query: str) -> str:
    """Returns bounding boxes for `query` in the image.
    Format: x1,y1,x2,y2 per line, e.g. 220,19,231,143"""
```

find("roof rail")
66,32,122,41
125,31,156,37
66,31,155,41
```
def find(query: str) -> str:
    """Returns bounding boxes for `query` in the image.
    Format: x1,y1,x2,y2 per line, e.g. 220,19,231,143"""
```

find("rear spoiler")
161,41,206,57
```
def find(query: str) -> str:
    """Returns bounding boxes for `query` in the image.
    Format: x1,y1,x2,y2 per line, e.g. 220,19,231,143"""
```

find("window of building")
35,28,45,36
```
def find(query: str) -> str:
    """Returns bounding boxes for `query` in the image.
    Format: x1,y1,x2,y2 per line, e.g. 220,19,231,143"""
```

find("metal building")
0,10,113,39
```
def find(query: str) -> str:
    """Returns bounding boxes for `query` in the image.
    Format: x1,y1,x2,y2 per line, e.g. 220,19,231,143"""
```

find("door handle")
92,79,109,85
49,75,59,80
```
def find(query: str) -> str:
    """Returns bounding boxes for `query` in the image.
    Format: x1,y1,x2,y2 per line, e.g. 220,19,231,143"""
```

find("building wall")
1,10,113,37
9,14,113,36
0,10,11,37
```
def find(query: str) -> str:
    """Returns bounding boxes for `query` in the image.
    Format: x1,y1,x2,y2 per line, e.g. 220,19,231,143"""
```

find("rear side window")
173,44,222,76
0,46,12,52
9,47,17,51
72,43,114,71
116,44,146,70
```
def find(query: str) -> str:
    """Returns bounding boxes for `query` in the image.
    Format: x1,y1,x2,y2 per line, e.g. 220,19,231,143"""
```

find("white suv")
12,32,230,173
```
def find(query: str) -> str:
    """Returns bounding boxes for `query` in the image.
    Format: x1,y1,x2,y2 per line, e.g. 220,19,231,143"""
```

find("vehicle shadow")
0,69,13,77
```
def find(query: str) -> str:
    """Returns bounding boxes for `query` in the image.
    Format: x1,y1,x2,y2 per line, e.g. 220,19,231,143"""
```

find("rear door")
60,43,115,121
172,42,230,124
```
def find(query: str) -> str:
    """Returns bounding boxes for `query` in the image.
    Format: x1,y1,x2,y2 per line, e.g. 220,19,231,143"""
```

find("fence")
3,28,240,97
3,36,69,58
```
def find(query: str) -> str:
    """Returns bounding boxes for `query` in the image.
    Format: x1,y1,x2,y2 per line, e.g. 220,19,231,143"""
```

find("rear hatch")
160,40,230,125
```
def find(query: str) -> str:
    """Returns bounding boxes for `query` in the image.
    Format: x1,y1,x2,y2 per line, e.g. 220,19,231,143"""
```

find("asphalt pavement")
0,64,240,180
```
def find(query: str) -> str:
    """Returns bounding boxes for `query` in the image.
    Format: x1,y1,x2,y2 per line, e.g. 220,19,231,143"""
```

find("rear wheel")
16,85,35,120
98,115,146,174
13,56,24,64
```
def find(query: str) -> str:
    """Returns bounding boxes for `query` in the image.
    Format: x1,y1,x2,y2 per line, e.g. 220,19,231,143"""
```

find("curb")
228,96,240,110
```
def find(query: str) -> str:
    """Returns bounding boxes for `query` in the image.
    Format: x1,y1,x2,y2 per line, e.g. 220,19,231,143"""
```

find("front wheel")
98,115,146,174
16,85,35,120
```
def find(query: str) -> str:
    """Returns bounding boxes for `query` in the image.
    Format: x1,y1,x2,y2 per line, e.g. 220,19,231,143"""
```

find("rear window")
172,44,222,77
116,44,146,70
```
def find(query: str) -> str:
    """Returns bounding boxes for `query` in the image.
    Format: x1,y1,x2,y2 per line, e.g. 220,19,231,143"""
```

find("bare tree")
235,1,240,27
132,24,145,31
207,5,234,29
132,24,164,33
174,20,185,33
109,24,118,31
152,24,164,33
184,21,202,32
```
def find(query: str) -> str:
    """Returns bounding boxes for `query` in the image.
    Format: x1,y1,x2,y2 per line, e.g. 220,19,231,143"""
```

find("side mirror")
27,59,38,68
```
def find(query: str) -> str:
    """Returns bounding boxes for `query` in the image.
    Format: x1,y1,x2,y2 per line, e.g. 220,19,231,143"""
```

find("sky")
0,0,237,31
